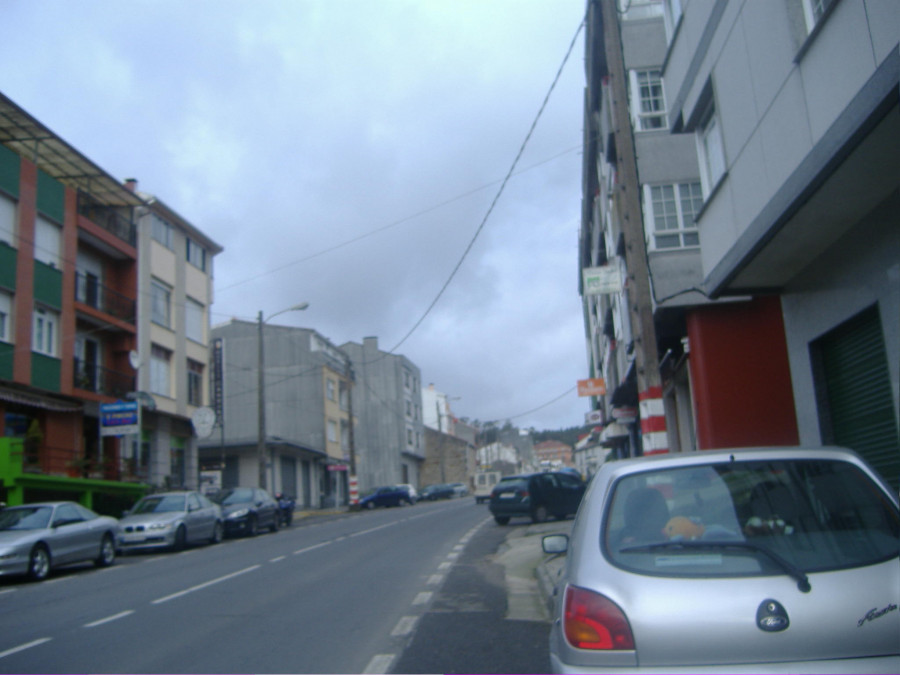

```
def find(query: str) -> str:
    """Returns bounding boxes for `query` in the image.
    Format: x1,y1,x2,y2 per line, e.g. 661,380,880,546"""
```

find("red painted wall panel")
687,296,799,450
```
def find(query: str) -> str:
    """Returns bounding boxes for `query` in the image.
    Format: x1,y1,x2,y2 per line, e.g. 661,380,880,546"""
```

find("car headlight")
227,508,250,519
148,522,173,531
0,549,17,560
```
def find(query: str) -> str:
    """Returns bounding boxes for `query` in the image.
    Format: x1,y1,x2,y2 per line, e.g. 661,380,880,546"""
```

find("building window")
0,292,11,342
645,182,702,249
696,102,726,197
151,215,173,250
186,238,206,271
0,194,16,246
327,419,338,443
326,378,336,402
34,215,62,268
150,344,171,397
663,0,682,43
185,297,204,343
151,279,172,328
32,307,58,357
630,70,667,130
407,427,414,447
801,0,832,33
187,359,204,406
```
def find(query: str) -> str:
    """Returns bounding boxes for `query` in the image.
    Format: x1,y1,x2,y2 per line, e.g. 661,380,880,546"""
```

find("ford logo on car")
757,599,789,632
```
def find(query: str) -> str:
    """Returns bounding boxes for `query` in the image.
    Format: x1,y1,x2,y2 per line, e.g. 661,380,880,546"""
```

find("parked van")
473,471,501,504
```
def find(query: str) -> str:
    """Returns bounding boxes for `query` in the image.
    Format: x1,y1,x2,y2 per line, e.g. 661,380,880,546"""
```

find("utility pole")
598,0,668,455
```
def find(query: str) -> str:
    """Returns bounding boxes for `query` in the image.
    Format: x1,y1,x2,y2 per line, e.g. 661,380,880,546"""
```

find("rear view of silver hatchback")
544,447,900,673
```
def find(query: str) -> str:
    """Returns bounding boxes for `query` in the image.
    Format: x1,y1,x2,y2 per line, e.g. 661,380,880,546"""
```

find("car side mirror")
542,533,569,555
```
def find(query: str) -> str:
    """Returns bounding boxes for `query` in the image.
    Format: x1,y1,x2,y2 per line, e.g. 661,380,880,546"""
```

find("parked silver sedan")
543,447,900,673
0,502,118,581
117,491,223,553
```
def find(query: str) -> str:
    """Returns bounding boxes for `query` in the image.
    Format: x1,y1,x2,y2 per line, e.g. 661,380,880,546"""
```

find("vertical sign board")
210,337,225,427
100,401,140,437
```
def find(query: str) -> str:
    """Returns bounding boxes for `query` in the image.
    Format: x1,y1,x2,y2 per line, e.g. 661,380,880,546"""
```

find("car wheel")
247,515,258,536
210,521,224,544
365,501,375,510
173,524,187,551
269,515,279,533
531,505,548,524
95,534,116,567
494,516,510,525
28,544,51,581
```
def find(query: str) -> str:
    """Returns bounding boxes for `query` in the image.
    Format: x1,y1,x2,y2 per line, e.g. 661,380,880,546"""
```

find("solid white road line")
151,564,261,604
0,638,52,660
84,610,135,628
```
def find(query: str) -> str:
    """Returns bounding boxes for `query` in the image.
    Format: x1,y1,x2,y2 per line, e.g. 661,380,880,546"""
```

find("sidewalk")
493,517,572,620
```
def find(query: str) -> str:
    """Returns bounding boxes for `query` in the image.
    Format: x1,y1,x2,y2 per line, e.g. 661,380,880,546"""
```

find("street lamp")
258,303,309,490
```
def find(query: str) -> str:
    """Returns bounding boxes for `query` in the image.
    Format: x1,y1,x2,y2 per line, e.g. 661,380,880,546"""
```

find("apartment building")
582,0,898,489
0,93,145,511
132,185,222,490
340,337,424,494
200,320,354,508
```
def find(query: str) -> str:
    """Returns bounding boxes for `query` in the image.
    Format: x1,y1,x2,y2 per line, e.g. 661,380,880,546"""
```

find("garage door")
813,305,899,490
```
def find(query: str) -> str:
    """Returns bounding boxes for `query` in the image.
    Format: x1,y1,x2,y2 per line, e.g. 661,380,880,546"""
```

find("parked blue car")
359,486,414,509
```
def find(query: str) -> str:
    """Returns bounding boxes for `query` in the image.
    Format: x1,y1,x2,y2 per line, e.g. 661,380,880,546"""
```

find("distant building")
422,383,457,434
421,427,473,488
199,320,353,508
534,440,573,467
341,336,424,493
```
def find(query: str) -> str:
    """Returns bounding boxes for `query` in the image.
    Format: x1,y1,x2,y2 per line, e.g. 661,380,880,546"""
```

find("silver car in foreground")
543,447,900,673
0,502,118,581
117,491,223,553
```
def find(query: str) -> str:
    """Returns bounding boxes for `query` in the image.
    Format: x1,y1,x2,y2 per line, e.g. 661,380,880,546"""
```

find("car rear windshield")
603,459,899,578
496,478,529,491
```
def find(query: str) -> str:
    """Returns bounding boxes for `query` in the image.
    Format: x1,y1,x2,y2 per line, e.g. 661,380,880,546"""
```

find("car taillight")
563,586,634,650
519,490,529,498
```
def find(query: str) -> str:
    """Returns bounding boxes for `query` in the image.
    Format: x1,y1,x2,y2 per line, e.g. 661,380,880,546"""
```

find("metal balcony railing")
77,191,137,247
73,358,135,398
19,443,147,483
75,271,136,324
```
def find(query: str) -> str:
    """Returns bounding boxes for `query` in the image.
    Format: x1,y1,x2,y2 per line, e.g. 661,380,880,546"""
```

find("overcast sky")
1,0,591,432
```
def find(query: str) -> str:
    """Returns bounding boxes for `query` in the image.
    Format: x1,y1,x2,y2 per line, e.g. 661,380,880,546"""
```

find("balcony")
73,358,135,399
75,271,136,324
77,191,137,247
18,442,146,483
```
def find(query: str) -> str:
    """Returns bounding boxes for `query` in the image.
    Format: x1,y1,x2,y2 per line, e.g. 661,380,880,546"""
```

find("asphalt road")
0,498,505,674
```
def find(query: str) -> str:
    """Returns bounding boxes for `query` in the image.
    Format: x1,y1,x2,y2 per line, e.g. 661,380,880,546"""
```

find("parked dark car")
359,486,414,509
420,484,456,501
489,471,586,525
212,487,280,537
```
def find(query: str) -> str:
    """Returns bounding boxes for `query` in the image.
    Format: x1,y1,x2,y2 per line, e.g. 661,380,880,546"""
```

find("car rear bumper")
550,653,900,674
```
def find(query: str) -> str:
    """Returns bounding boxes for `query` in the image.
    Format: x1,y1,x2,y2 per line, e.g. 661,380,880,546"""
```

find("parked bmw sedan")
0,502,118,581
212,487,280,537
117,491,223,553
542,447,900,673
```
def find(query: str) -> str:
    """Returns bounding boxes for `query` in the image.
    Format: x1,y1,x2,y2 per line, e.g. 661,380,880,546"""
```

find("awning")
0,385,83,413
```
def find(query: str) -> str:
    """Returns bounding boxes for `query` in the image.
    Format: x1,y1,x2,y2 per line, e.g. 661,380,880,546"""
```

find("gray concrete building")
341,337,424,493
200,319,353,507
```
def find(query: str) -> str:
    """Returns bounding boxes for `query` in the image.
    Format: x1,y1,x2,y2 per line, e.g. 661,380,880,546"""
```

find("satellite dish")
192,407,216,439
129,350,143,370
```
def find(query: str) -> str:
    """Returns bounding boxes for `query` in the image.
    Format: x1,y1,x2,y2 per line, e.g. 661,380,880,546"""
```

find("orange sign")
577,378,607,397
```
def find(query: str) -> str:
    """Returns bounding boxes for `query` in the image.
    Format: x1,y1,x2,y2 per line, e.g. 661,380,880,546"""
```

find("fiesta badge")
757,599,790,632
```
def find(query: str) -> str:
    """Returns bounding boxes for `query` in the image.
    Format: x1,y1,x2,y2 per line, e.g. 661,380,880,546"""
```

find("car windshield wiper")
619,540,811,593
